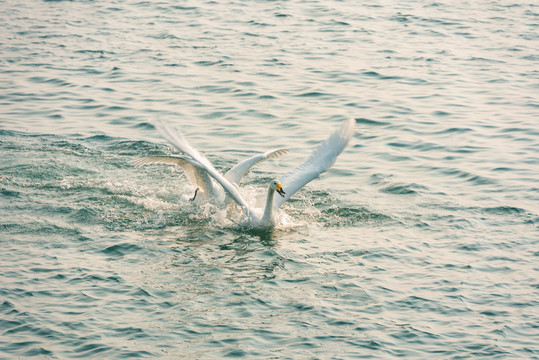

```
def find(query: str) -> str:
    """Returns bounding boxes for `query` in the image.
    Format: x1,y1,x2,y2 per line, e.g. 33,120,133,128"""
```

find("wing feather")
273,118,355,209
224,148,289,185
132,155,216,196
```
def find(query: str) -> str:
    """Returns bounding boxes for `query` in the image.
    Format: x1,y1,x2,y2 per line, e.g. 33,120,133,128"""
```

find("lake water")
1,0,538,358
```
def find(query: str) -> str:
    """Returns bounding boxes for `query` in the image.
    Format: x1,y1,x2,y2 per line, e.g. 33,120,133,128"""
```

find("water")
1,0,538,358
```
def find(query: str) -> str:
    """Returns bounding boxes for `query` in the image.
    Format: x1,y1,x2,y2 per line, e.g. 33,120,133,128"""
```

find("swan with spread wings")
136,118,355,229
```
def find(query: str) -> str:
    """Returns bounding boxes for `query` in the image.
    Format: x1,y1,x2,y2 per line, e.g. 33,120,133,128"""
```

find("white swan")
142,118,355,229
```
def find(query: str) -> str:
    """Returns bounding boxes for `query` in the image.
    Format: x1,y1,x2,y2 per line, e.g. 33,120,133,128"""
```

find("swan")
141,117,355,229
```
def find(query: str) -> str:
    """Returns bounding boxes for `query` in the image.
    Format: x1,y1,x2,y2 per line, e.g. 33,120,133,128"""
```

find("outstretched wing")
273,118,355,210
224,148,289,185
152,119,252,213
132,155,215,196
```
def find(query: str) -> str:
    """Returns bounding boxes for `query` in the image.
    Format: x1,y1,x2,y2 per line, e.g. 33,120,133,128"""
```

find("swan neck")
261,185,275,222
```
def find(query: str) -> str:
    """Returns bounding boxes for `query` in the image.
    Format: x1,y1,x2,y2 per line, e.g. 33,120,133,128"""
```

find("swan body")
140,118,355,229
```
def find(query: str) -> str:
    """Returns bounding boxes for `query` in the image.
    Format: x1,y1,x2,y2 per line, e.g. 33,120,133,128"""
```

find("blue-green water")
1,0,538,358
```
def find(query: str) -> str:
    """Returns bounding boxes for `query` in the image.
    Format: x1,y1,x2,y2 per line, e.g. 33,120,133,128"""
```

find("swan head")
271,180,286,198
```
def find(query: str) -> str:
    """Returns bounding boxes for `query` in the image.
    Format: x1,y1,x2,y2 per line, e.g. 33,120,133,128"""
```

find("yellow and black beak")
276,183,286,198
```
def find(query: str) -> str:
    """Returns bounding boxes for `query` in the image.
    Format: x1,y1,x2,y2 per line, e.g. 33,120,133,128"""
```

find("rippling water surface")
1,0,538,358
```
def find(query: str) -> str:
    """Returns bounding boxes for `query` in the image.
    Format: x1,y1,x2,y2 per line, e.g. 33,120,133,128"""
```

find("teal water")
1,0,538,358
